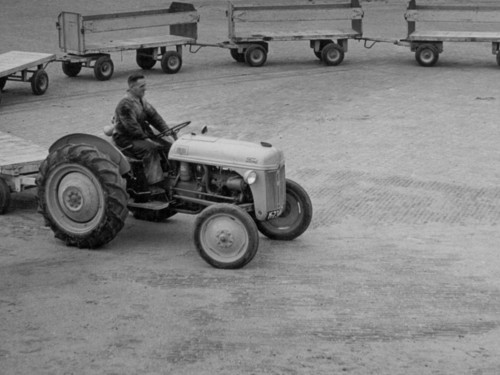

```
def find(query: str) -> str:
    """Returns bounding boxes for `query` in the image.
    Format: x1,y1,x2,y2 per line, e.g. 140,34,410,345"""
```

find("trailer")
56,2,199,80
402,0,500,67
0,131,48,214
222,0,363,67
0,51,56,105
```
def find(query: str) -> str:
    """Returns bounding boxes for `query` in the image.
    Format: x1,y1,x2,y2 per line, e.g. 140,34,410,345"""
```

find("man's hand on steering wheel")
154,121,191,141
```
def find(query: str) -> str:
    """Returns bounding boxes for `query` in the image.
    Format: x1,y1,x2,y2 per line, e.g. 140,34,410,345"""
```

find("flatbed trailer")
0,131,48,214
402,0,500,67
223,0,364,67
56,2,199,80
0,51,56,105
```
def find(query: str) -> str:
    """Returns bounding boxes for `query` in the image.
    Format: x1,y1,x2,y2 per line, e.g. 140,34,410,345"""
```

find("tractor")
36,122,312,269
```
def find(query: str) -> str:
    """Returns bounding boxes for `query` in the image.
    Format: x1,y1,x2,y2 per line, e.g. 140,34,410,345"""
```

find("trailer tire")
62,62,82,77
496,53,500,67
31,69,49,95
415,44,439,67
321,43,344,66
194,204,259,269
161,51,182,74
230,49,245,63
136,48,157,70
94,56,114,81
314,40,333,60
0,178,11,214
0,77,7,91
244,44,267,67
37,143,129,249
256,179,312,241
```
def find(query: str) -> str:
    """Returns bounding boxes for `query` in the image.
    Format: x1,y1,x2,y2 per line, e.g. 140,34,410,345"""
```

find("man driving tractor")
111,72,172,188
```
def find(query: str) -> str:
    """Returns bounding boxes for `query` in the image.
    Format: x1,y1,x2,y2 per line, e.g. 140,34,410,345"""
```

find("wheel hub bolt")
216,230,234,248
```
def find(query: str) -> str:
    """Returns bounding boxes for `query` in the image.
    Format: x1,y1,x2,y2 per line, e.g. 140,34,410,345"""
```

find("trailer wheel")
415,44,439,67
0,178,11,215
496,53,500,67
321,43,344,66
194,204,259,269
314,40,333,60
31,69,49,95
244,44,267,67
230,49,245,63
0,77,7,91
256,179,312,241
37,143,129,249
94,56,114,81
161,51,182,74
136,48,157,70
62,62,82,77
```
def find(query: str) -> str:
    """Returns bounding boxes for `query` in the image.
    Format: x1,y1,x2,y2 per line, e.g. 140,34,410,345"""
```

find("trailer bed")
0,51,55,79
0,131,47,176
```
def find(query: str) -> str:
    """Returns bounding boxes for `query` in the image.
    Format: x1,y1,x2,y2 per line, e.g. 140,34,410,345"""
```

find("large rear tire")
194,204,259,269
37,144,129,248
256,179,312,241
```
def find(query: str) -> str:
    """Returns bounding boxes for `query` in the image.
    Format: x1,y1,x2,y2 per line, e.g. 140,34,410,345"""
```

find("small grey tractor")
36,122,312,269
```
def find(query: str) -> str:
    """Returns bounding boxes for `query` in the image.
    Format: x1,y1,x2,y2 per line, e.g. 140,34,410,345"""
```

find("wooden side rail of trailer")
56,2,199,80
223,0,364,67
403,0,500,66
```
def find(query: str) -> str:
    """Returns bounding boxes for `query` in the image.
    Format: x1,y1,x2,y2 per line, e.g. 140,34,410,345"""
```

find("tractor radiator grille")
265,165,286,212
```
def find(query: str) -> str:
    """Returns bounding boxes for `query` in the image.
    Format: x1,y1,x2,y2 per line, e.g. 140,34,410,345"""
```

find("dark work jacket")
112,94,168,148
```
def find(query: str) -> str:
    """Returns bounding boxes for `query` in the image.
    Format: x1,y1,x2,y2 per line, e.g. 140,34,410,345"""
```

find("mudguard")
48,133,131,175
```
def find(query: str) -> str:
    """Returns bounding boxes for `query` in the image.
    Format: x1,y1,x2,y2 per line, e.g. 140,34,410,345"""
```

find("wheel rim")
199,213,250,263
325,47,340,63
38,73,48,91
265,191,303,231
46,163,105,235
167,56,180,70
249,49,265,64
101,61,112,76
420,49,435,64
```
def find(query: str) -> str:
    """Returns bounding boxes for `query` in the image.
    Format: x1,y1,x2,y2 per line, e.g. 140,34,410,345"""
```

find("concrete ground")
1,1,500,374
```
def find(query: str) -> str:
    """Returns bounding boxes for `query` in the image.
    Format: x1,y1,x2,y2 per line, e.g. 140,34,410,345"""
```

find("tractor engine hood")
169,134,284,170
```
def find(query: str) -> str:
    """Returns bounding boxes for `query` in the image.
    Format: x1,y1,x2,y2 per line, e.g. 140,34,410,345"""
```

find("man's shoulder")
116,96,135,109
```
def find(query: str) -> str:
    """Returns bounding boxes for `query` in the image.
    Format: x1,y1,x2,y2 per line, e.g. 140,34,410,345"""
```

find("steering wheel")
154,121,191,140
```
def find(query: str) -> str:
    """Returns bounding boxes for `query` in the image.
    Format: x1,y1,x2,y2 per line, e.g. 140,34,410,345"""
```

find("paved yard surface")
1,1,500,374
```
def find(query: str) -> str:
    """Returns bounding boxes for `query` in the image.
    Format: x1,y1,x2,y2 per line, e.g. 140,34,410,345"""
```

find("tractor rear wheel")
37,144,129,248
194,204,259,269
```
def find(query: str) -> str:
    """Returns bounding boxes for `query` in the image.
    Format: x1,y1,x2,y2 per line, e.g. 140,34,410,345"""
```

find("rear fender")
48,133,131,175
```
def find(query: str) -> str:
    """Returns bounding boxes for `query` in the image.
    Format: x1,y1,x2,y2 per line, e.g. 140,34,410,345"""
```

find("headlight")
243,170,257,185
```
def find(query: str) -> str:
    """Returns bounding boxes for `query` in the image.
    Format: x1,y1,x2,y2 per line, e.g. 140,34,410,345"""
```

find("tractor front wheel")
194,204,259,269
256,179,312,241
37,144,129,248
